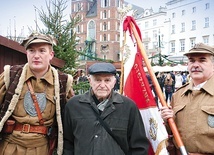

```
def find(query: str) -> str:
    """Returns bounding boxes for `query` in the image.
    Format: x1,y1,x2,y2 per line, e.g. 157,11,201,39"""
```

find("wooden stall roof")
0,35,65,68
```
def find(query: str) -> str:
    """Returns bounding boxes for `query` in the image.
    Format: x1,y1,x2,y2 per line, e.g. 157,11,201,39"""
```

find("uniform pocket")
201,106,214,128
173,104,186,115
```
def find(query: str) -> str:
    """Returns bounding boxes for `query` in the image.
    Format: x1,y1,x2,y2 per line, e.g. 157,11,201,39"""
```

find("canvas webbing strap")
27,80,44,125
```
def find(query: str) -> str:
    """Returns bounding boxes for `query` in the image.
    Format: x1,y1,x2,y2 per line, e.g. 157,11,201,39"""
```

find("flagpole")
129,22,188,155
119,31,126,94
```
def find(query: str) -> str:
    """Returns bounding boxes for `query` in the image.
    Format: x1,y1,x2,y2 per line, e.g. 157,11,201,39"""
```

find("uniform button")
95,135,98,138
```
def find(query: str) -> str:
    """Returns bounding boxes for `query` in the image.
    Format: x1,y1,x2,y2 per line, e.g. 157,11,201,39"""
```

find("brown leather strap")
14,122,48,135
27,80,44,125
189,153,213,155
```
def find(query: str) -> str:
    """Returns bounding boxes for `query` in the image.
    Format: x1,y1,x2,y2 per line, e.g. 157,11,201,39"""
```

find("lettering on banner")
134,63,150,103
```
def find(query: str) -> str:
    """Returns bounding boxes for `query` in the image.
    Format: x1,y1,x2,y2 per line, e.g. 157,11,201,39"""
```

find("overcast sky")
0,0,165,37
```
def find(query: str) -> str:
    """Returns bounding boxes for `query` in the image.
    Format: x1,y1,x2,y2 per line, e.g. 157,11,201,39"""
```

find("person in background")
182,72,187,85
114,73,120,92
155,71,164,92
0,32,74,155
170,71,176,93
175,71,183,90
161,43,214,154
63,62,149,155
164,73,174,103
146,72,159,106
77,71,88,94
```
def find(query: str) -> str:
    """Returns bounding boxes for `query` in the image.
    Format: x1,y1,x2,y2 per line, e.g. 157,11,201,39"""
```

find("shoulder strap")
90,105,127,154
26,80,44,125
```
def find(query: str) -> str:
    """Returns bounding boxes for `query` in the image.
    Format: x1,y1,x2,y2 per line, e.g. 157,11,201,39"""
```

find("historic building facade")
71,0,122,66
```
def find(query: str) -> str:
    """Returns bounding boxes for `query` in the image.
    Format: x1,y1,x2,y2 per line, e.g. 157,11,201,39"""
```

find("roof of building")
0,35,65,68
86,0,97,17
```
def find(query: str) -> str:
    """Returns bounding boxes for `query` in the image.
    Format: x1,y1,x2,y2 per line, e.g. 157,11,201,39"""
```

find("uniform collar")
25,65,54,85
181,75,214,96
200,75,214,96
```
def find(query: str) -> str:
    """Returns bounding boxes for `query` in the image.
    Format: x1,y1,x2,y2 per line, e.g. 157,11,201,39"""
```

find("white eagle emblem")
149,118,158,141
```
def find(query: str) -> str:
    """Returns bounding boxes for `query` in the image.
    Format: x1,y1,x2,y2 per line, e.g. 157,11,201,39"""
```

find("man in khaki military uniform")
161,43,214,155
0,33,74,155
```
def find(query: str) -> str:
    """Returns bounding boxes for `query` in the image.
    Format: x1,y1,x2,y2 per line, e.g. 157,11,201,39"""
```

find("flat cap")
88,62,116,75
21,32,57,49
184,43,214,56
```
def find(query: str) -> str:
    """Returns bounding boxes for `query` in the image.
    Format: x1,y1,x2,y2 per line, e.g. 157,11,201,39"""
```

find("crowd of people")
0,32,213,155
150,70,189,105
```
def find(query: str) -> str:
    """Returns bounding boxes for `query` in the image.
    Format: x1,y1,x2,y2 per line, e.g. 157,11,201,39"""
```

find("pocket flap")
173,104,186,114
201,106,214,115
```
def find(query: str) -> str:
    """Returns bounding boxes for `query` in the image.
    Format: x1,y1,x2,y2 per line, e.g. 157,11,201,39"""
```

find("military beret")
184,43,214,56
21,32,57,49
88,62,116,75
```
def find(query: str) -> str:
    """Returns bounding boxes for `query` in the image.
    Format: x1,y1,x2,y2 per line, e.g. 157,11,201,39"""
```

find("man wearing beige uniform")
0,32,74,155
161,43,214,155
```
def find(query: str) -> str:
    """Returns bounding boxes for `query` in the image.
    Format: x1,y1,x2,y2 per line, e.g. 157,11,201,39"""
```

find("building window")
145,32,148,38
153,19,157,26
117,53,120,61
205,17,209,28
191,20,196,30
103,34,107,41
103,10,107,18
182,10,185,16
77,25,80,33
103,22,107,31
192,7,196,13
190,38,196,48
172,25,175,34
102,0,109,8
205,3,209,9
77,3,81,11
180,39,185,52
116,0,120,7
88,20,96,40
170,41,175,53
172,12,175,18
153,42,157,49
153,30,157,39
203,36,209,44
144,43,148,50
145,21,148,28
181,23,185,32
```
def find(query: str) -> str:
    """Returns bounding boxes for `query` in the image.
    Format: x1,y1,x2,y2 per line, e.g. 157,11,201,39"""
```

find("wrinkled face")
26,43,54,76
89,74,116,101
187,53,214,85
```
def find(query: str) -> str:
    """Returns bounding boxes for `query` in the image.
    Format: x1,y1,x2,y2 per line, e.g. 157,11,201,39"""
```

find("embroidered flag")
122,16,168,155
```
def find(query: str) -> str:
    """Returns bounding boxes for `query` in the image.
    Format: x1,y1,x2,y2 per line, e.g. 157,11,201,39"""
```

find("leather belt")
189,153,214,155
14,123,48,135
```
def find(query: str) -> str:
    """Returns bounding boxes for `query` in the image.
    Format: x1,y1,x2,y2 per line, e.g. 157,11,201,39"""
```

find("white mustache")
190,68,203,72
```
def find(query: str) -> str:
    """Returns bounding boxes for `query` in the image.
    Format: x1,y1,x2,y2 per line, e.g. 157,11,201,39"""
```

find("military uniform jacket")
171,75,214,153
63,90,149,155
0,64,74,155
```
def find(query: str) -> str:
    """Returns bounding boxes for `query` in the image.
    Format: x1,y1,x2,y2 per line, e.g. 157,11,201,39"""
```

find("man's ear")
51,51,55,57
